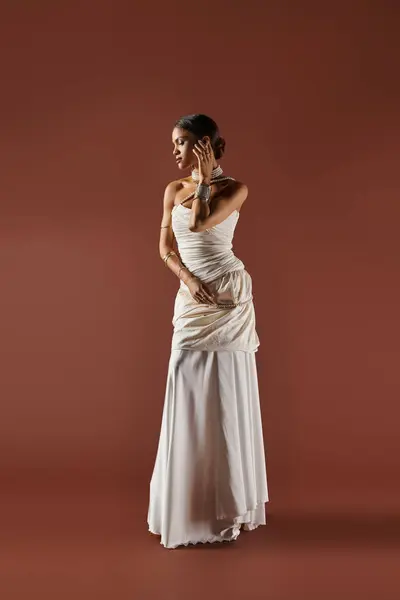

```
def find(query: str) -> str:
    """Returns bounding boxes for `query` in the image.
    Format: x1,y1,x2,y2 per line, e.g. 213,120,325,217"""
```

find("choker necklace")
191,165,223,182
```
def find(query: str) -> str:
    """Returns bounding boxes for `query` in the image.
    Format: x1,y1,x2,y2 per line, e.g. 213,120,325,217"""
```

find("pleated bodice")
171,203,245,284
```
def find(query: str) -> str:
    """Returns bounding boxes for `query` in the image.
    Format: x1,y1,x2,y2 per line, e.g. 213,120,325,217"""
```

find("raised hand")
192,137,215,184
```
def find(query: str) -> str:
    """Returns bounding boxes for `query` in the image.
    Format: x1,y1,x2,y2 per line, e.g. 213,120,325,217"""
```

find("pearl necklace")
191,165,223,182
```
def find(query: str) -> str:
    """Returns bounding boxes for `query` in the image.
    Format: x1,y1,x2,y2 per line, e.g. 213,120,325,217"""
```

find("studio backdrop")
1,0,399,533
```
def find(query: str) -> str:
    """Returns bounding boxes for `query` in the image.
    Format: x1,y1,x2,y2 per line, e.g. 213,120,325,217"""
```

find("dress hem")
147,498,269,549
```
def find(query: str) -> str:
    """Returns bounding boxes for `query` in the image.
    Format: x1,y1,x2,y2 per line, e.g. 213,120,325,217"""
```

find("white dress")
147,200,269,549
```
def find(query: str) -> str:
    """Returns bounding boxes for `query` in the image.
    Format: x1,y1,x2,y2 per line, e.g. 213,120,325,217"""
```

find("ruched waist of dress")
178,249,245,285
173,267,259,352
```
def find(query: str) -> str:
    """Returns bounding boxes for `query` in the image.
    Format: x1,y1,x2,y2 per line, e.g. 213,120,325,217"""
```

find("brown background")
1,1,399,598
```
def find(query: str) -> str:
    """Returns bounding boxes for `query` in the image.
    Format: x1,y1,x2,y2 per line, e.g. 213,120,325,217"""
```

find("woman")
147,114,269,548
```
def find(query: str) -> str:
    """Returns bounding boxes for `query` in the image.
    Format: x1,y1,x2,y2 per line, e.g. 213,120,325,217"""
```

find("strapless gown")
147,203,269,548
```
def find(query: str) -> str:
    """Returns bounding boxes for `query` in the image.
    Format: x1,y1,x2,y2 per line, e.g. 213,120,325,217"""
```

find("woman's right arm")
159,182,216,305
159,181,192,284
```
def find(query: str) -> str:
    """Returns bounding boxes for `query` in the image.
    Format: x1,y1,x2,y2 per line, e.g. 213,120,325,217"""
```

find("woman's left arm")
188,181,248,232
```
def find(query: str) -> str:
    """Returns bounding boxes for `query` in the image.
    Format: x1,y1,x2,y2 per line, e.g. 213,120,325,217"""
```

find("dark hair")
174,113,226,159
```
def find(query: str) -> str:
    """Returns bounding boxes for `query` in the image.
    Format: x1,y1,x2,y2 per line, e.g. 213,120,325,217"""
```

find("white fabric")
148,350,269,548
171,203,244,284
172,267,259,352
171,204,260,352
147,203,269,548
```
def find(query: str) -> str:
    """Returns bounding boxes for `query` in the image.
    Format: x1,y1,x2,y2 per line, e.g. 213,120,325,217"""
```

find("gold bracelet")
162,250,176,266
178,265,189,279
160,225,171,229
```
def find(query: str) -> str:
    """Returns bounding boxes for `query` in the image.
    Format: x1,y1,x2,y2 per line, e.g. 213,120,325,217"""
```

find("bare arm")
159,181,217,304
188,181,248,233
159,181,177,257
159,181,195,285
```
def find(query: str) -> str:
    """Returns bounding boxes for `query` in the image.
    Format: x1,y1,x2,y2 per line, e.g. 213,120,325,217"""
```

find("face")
171,127,198,171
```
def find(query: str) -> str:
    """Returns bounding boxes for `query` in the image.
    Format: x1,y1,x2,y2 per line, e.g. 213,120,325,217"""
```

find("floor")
1,483,399,600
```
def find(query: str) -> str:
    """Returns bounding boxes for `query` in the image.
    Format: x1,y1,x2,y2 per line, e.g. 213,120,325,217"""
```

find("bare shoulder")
218,179,249,211
162,179,184,209
233,179,248,196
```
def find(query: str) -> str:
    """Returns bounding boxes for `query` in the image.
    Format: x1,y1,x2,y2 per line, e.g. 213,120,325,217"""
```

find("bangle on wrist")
178,265,191,281
195,182,211,202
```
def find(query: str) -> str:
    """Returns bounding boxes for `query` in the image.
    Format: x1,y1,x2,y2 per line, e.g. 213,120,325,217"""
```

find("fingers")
197,140,208,152
193,144,204,158
194,288,217,305
194,139,213,158
192,147,200,160
193,292,212,305
202,284,217,304
199,139,213,156
200,143,210,154
189,278,217,306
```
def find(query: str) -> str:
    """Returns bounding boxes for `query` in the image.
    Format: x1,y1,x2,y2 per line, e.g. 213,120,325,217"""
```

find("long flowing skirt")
147,347,269,549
